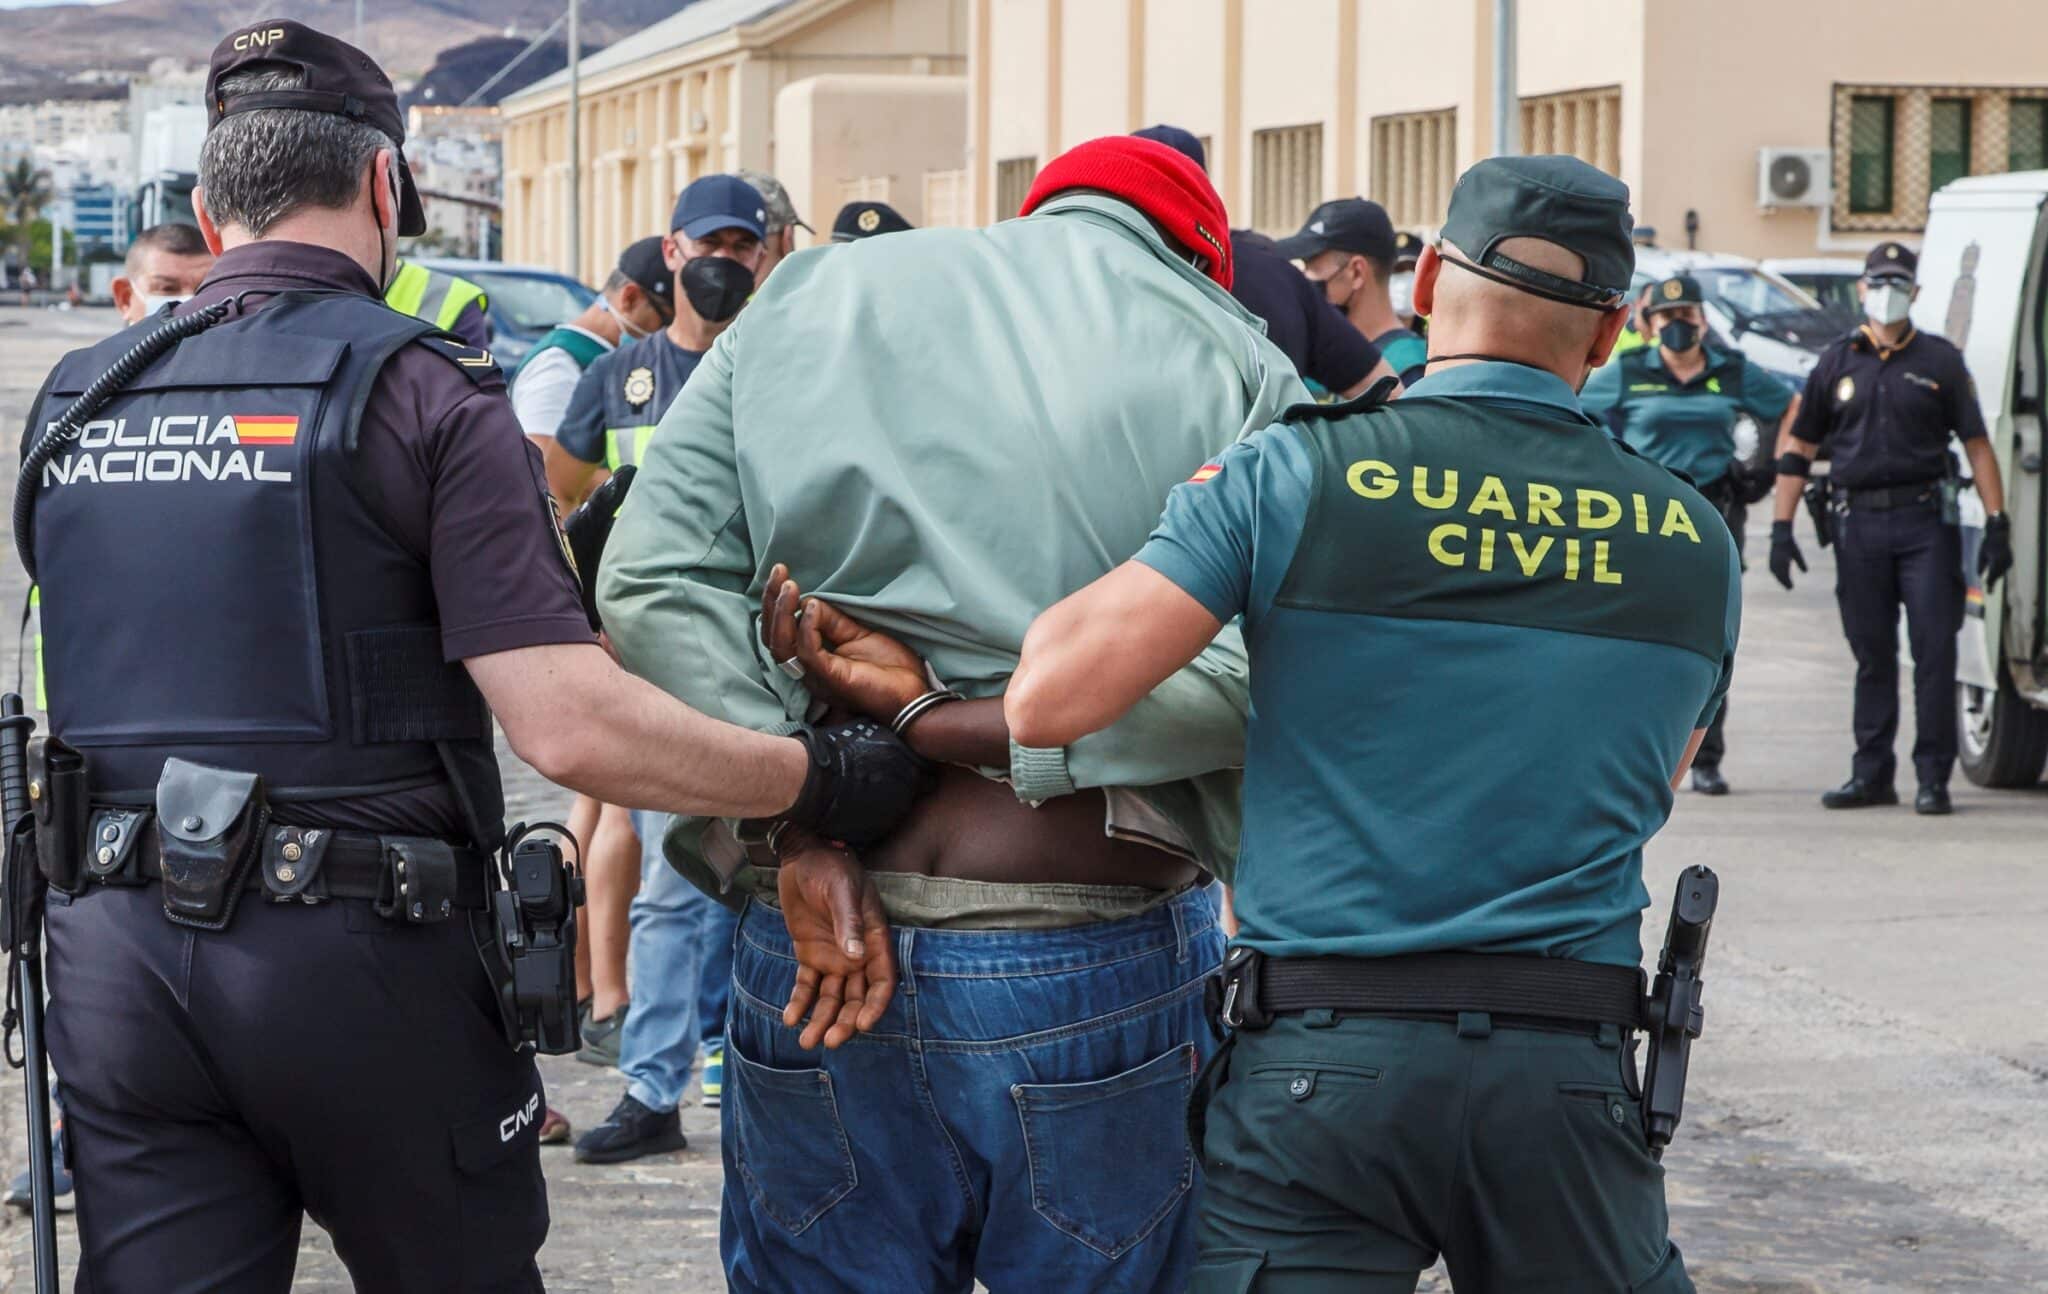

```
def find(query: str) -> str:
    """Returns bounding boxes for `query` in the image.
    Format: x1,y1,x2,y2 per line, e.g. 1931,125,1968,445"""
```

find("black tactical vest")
26,292,504,845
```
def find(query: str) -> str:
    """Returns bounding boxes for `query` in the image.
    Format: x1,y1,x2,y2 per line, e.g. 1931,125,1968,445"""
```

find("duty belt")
1214,949,1646,1032
1839,480,1940,511
73,808,489,914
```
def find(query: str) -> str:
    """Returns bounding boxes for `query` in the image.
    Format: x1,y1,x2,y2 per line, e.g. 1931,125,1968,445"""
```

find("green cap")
1644,273,1703,311
1439,154,1635,309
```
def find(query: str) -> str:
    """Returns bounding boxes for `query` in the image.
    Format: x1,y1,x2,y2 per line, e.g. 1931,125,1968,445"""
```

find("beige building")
500,0,967,283
969,0,2048,259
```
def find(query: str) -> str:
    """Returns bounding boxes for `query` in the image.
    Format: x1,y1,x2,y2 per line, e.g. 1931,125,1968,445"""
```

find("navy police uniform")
1784,242,1988,799
21,23,593,1292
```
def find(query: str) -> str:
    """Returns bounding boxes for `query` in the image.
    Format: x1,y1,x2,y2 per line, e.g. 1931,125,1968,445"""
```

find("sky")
0,0,123,7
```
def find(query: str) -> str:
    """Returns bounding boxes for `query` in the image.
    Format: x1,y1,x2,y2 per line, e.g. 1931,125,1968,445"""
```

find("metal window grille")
924,169,970,228
1371,108,1456,228
1251,123,1324,235
2010,98,2048,172
1834,85,2048,231
995,157,1037,220
1929,98,1972,192
1518,86,1621,177
1847,95,1896,214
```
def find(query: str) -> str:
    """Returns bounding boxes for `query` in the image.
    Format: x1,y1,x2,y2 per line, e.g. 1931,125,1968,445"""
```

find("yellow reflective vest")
384,260,488,332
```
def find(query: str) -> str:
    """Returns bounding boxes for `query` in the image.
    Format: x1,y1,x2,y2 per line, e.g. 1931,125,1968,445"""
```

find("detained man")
110,222,214,324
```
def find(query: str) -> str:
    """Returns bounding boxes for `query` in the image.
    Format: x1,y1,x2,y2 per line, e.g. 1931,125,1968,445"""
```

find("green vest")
385,261,488,332
510,326,609,388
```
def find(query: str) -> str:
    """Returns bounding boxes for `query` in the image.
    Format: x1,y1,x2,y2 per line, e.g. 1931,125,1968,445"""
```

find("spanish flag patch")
1190,463,1222,484
234,415,300,444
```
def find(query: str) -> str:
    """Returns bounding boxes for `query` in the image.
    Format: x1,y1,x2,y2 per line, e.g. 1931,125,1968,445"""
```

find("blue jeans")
620,812,740,1111
721,886,1224,1294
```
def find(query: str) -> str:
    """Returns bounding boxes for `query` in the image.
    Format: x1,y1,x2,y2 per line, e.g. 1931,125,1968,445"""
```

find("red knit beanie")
1019,135,1234,290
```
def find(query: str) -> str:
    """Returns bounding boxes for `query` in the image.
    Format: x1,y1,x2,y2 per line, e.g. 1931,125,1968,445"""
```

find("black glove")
562,465,636,631
1769,520,1806,590
1979,513,2013,589
779,720,933,848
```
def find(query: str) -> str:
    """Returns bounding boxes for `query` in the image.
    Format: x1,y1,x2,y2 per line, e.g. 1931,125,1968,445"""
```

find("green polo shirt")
1581,343,1793,487
1135,362,1742,967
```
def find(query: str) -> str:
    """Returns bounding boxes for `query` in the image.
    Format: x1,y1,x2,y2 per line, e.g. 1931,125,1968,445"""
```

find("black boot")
1689,766,1729,796
1820,777,1899,809
1914,785,1953,816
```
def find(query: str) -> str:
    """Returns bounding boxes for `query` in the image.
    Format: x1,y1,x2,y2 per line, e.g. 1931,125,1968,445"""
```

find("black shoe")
1690,766,1729,796
573,1093,688,1164
1915,785,1953,816
1821,778,1899,809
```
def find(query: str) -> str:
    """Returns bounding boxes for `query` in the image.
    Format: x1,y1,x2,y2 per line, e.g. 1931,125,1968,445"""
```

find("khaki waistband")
745,867,1181,931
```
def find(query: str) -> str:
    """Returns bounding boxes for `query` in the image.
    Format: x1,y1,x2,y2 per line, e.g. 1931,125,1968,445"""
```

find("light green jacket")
598,193,1310,899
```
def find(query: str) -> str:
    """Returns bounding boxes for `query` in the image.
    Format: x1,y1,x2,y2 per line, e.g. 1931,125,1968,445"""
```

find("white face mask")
602,295,651,341
1864,283,1912,326
136,294,183,319
1388,270,1416,318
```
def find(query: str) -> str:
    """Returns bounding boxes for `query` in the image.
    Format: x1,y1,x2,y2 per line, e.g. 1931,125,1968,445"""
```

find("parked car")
1762,256,1864,331
413,258,598,368
1915,171,2048,787
1631,249,1841,388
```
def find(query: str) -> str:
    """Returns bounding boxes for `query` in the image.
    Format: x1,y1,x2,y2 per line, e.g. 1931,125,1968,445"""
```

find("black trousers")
1833,498,1965,788
44,885,550,1293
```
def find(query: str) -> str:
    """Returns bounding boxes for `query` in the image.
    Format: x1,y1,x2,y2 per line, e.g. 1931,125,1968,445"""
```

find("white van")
1916,171,2048,786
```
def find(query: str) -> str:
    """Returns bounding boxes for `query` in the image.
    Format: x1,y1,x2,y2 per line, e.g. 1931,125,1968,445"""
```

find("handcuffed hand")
760,563,927,723
776,832,895,1049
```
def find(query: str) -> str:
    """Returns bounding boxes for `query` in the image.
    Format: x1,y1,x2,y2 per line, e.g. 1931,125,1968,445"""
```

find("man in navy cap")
831,199,914,242
1008,154,1731,1291
1281,197,1429,388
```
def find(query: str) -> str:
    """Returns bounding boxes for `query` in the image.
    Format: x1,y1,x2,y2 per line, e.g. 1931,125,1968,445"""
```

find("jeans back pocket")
1011,1042,1197,1259
730,1042,858,1236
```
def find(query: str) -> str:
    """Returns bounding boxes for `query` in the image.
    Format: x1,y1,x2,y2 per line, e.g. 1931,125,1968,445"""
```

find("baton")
0,693,58,1293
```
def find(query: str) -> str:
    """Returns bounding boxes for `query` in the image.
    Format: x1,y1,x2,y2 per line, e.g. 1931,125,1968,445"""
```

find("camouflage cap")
735,169,813,236
1439,154,1634,309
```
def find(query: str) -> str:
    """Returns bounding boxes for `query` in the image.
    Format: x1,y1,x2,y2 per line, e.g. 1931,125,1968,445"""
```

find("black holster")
26,738,86,897
1804,477,1835,547
154,758,269,931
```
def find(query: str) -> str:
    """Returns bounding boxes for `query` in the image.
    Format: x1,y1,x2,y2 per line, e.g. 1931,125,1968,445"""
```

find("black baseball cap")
1131,125,1206,171
671,174,767,241
831,201,913,242
1864,241,1918,282
1275,198,1397,263
1391,229,1425,268
1438,154,1634,309
206,18,425,236
1643,273,1703,312
616,235,674,316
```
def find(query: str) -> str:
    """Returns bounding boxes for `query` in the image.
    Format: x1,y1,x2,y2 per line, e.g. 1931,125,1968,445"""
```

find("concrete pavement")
0,304,2040,1291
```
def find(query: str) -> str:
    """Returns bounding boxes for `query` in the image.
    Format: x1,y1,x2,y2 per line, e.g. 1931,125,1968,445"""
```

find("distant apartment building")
0,97,126,153
126,59,205,185
408,106,505,258
969,0,2048,259
499,0,967,283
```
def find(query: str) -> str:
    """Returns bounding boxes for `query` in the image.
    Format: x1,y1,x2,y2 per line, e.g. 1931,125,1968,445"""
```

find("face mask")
1656,318,1701,353
1388,270,1415,318
602,295,651,341
1316,268,1354,314
681,255,753,324
1864,284,1911,326
137,294,183,319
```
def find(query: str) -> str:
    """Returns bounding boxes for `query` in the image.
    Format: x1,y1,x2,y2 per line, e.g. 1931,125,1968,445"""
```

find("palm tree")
3,158,53,275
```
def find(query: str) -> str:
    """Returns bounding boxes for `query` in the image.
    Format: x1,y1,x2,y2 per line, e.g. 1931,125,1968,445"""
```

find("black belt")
1218,950,1646,1031
1840,480,1940,511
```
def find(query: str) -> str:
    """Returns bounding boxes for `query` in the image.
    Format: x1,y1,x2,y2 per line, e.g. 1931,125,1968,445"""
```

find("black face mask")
1657,318,1701,353
681,255,754,324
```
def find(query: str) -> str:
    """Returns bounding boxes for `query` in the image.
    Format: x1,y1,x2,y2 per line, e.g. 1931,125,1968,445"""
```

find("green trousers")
1190,1013,1694,1293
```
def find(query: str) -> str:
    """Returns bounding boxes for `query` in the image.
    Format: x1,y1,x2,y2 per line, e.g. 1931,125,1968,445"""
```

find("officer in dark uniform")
1583,272,1798,794
1009,154,1734,1293
1279,197,1429,387
18,21,924,1291
831,199,913,242
1770,241,2012,815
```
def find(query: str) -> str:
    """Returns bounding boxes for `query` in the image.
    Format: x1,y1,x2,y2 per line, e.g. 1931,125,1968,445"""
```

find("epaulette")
1279,374,1400,424
413,332,505,388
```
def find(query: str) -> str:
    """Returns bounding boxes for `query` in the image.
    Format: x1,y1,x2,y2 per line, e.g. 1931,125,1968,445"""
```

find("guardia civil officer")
1011,155,1737,1292
830,199,913,242
1583,272,1798,795
1770,242,2011,816
18,21,923,1292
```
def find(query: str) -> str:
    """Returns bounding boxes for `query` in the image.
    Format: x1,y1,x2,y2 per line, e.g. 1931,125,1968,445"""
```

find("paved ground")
0,305,2041,1291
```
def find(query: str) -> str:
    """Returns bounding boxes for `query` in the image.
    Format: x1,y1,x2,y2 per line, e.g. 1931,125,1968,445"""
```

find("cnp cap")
831,200,913,242
616,235,674,314
1392,229,1425,268
671,174,767,242
736,169,813,236
206,18,425,236
1275,198,1397,263
1864,241,1918,283
1439,154,1634,309
1130,124,1207,171
1644,273,1703,311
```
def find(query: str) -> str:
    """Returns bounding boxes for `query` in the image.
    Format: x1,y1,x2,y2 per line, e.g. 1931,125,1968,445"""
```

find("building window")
1848,95,1895,213
1251,123,1323,235
1371,108,1456,229
2010,98,2048,172
1929,97,1972,192
1520,86,1621,177
995,157,1037,219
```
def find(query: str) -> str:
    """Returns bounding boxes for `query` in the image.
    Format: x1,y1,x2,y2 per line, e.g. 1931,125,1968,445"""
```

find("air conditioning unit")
1758,148,1832,208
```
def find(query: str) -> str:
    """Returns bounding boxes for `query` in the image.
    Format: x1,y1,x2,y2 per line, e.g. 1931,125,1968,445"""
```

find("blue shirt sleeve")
1578,361,1623,417
1736,356,1794,422
555,353,612,465
1133,422,1316,625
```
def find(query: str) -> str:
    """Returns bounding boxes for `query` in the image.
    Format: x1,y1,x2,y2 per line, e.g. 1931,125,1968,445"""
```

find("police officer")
1010,154,1735,1292
1770,241,2012,815
1390,228,1425,333
551,173,766,503
1583,272,1798,794
831,199,913,242
1280,196,1430,388
19,22,923,1291
386,255,493,347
